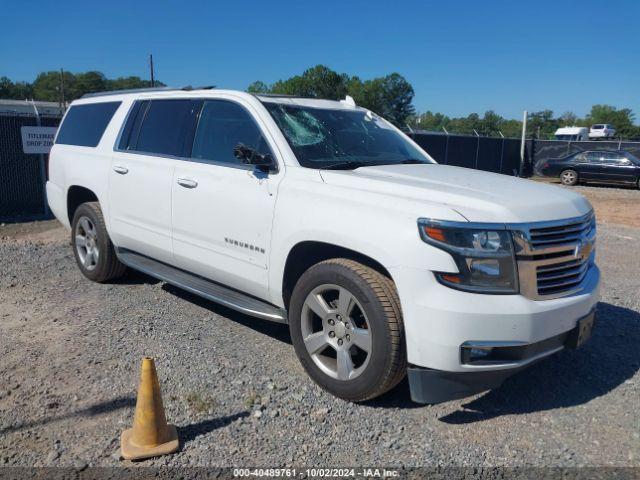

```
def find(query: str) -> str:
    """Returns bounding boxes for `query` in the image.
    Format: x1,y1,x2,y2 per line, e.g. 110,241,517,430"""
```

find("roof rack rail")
82,85,218,99
81,87,180,99
253,93,323,100
181,85,216,91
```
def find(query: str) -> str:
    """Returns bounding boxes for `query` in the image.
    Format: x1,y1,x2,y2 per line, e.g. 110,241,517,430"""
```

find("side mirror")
234,143,274,171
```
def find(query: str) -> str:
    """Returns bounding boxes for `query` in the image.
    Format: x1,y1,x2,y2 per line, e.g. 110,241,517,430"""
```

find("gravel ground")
0,212,638,468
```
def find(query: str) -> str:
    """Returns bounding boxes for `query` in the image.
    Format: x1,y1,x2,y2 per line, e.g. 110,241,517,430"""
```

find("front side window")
624,152,640,164
600,152,616,164
262,102,433,169
191,100,271,166
56,101,121,147
134,100,193,156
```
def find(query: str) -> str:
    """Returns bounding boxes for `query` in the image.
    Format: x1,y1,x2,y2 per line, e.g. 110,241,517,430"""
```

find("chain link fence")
408,132,528,176
0,112,62,222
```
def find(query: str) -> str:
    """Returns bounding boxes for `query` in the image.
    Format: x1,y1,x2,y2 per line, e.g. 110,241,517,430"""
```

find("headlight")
418,219,519,294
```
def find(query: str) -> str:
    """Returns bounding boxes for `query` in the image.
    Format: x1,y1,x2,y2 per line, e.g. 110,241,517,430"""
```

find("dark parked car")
538,150,640,188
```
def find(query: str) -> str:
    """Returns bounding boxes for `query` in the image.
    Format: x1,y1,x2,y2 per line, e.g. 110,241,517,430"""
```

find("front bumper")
390,264,600,371
389,263,600,402
407,308,596,403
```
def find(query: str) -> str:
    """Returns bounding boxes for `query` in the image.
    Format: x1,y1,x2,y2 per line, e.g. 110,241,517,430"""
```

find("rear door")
109,99,198,264
171,98,283,299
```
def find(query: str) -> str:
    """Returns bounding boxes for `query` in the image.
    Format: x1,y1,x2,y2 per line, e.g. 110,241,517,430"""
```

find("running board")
116,249,287,323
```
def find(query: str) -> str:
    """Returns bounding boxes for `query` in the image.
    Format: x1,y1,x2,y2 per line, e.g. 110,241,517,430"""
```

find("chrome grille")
528,214,596,249
536,257,590,296
511,212,596,300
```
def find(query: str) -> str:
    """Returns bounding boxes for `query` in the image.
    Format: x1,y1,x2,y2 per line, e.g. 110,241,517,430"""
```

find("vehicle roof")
73,88,362,110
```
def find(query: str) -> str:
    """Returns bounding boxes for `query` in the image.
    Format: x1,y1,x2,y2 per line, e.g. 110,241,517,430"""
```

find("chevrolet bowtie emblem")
574,241,583,258
574,239,593,259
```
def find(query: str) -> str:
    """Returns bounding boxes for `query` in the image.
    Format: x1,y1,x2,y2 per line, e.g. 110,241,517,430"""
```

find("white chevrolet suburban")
47,88,600,404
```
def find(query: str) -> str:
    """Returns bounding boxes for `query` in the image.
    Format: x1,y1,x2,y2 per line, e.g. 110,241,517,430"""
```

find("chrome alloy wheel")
301,283,372,381
561,170,577,185
74,216,100,271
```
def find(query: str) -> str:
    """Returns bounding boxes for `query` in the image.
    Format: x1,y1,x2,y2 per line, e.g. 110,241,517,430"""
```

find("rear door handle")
177,177,198,189
113,165,129,175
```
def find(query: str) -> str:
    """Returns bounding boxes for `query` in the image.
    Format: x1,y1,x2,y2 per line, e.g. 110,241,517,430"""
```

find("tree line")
411,106,640,140
247,65,415,127
2,66,638,139
0,71,164,104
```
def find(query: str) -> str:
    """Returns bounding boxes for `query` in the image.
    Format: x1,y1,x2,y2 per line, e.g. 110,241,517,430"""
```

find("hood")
320,164,592,223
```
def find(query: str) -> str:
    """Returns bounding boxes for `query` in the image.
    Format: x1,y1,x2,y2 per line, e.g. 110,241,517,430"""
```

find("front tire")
560,169,579,186
289,258,406,402
71,202,126,283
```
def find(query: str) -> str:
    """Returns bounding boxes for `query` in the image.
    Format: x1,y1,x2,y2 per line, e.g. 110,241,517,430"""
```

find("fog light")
461,346,493,364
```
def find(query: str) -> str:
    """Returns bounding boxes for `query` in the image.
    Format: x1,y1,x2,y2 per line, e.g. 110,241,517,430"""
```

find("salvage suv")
47,88,600,403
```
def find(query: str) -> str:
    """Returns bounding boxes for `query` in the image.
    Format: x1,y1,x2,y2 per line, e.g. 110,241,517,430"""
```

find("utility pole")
519,110,528,177
59,68,66,109
149,54,155,87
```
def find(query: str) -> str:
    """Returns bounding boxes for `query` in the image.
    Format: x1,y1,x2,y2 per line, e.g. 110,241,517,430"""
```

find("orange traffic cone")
120,357,179,460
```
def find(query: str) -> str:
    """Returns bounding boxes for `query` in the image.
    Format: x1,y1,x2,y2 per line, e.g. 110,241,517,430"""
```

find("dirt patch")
0,220,67,244
532,177,640,229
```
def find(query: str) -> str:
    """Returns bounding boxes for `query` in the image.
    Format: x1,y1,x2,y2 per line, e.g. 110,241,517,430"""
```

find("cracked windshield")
263,102,434,169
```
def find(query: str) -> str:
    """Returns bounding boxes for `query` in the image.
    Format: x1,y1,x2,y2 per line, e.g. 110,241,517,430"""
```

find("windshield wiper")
395,158,429,164
319,158,429,170
319,161,371,170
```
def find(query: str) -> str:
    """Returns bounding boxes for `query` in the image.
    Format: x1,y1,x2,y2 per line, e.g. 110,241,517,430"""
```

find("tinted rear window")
56,102,121,147
134,100,193,156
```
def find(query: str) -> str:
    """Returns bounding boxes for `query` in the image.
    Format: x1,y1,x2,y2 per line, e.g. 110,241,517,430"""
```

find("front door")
601,152,637,184
578,151,607,181
171,99,282,299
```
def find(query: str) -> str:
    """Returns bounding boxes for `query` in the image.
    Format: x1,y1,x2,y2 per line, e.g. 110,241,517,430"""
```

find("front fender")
267,173,463,306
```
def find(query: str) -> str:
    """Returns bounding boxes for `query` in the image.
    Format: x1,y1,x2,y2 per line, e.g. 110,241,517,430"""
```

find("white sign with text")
20,126,58,154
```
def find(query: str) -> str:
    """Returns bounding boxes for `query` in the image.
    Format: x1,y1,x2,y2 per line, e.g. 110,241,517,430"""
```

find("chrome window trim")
112,97,282,174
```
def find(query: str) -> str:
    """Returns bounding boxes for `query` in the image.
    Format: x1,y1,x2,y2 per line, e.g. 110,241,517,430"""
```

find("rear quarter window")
55,102,121,147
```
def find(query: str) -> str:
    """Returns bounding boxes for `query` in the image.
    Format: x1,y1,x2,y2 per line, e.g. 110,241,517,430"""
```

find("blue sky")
1,0,638,120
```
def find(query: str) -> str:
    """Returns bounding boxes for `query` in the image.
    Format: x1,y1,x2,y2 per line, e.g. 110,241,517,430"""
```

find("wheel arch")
67,185,99,225
281,240,393,310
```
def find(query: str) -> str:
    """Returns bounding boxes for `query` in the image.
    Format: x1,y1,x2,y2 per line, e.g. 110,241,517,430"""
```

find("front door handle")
113,165,129,175
177,177,198,189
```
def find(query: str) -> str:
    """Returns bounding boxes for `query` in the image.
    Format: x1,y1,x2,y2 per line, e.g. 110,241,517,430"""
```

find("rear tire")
71,202,126,283
560,169,578,186
288,258,406,402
